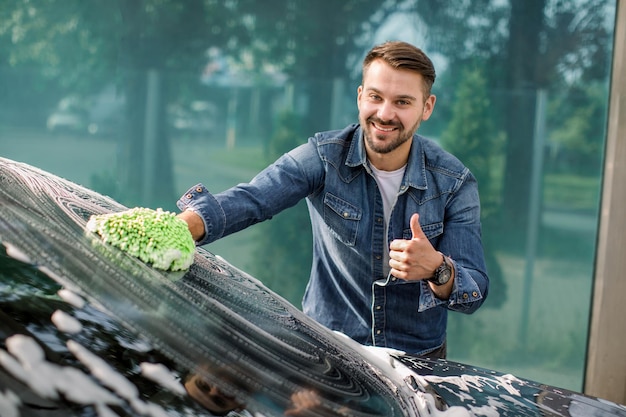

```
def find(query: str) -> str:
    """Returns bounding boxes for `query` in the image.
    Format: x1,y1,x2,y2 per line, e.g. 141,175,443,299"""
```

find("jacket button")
343,212,349,218
186,193,193,199
472,291,478,297
462,293,469,299
196,187,203,192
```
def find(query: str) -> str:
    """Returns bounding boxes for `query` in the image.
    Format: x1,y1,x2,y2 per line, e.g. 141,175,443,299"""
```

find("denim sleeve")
417,171,489,314
418,258,486,313
176,183,226,246
176,140,324,246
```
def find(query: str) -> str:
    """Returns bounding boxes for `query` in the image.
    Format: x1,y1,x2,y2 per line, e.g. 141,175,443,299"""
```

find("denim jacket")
177,123,489,356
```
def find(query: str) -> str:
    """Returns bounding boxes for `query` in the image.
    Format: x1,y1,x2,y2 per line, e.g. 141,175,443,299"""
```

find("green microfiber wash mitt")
86,207,195,271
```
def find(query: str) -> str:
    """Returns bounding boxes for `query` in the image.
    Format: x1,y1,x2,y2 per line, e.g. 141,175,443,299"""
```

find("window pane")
0,0,616,394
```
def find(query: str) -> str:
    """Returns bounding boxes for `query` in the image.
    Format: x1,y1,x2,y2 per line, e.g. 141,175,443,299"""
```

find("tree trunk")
501,0,546,240
117,0,175,209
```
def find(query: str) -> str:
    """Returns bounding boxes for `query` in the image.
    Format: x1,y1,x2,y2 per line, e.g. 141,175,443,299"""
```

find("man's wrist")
427,252,452,286
176,210,205,242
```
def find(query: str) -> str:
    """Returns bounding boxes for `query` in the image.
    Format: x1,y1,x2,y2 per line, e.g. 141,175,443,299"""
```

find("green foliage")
440,65,507,309
546,82,609,176
440,65,505,216
249,112,312,308
543,173,601,211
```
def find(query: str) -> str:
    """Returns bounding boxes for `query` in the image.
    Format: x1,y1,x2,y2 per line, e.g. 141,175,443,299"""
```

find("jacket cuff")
176,183,224,246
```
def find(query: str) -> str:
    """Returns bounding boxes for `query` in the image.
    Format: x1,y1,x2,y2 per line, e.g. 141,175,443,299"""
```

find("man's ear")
422,94,436,121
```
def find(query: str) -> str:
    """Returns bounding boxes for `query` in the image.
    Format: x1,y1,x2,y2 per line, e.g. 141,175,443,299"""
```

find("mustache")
367,116,402,129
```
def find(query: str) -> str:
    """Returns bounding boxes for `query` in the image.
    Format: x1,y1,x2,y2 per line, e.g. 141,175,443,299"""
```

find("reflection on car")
1,156,625,417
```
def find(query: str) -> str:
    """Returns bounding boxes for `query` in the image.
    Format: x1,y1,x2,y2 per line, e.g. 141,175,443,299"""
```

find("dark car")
1,156,625,417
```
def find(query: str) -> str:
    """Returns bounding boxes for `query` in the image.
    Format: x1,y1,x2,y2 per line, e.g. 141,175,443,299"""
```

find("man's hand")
389,213,454,298
177,210,206,242
389,213,441,281
389,213,440,281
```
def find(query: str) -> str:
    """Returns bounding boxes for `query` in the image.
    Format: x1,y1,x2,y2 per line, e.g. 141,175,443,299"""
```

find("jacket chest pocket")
323,193,362,246
403,221,443,242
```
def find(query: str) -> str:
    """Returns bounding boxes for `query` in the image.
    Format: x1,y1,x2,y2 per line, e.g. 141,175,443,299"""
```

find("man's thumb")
410,213,424,240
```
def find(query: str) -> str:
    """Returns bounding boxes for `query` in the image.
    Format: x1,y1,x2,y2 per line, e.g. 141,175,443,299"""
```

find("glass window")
0,0,616,393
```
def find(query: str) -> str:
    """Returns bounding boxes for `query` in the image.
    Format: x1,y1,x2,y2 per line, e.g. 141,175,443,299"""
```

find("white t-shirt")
370,164,406,277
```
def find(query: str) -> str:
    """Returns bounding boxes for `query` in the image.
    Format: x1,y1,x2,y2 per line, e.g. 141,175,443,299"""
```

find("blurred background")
0,0,618,395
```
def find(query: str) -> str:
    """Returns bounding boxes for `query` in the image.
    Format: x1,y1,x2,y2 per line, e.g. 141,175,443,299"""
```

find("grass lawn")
544,173,602,211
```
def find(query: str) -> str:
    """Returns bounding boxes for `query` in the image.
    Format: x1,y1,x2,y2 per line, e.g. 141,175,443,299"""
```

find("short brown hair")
362,41,436,96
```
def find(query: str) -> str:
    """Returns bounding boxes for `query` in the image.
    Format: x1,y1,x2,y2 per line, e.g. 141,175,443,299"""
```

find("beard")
361,115,421,154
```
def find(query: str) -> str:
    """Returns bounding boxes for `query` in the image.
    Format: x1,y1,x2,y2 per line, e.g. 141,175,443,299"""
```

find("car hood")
1,156,625,417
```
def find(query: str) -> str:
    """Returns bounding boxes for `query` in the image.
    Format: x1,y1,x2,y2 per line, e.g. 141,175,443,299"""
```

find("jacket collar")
347,125,428,191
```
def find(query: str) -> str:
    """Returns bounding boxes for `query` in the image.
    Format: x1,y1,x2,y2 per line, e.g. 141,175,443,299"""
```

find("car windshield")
3,156,626,417
0,156,416,416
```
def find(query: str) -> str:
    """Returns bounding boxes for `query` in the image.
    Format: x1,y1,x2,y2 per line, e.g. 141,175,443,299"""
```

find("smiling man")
177,41,489,359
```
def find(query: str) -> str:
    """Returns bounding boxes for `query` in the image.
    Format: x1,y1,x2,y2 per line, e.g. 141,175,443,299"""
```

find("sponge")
86,208,195,271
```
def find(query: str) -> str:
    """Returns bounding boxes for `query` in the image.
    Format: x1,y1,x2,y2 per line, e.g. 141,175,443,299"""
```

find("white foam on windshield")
51,309,83,334
0,335,176,417
1,334,120,404
67,340,173,417
67,340,139,401
58,288,86,308
140,362,186,396
4,243,31,264
0,389,21,417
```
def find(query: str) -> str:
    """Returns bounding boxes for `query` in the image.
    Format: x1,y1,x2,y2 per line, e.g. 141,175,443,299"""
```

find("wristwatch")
428,252,452,286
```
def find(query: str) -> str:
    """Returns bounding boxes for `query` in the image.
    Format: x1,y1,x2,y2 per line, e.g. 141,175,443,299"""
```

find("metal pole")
142,69,159,207
520,89,547,345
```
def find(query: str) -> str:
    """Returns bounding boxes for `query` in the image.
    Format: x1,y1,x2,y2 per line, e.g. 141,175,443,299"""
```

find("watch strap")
428,252,451,286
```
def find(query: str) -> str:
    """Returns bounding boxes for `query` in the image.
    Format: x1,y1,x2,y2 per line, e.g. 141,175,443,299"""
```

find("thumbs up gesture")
388,213,441,281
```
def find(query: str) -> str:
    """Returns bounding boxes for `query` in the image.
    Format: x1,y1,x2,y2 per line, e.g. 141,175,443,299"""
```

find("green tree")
440,65,506,309
412,0,613,243
547,81,609,176
229,0,433,131
251,112,312,307
1,0,410,208
440,66,503,213
1,0,264,208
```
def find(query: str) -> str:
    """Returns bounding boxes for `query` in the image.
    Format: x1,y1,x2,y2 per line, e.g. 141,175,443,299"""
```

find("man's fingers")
410,213,424,240
389,213,423,252
389,239,405,251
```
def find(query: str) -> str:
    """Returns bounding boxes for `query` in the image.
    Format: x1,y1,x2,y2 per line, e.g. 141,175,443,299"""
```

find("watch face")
433,258,451,285
438,268,451,284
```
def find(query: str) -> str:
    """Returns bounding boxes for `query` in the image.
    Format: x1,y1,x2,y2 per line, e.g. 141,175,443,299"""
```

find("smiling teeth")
375,124,395,132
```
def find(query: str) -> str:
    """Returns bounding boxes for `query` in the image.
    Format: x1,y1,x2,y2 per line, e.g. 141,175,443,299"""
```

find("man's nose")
376,101,395,122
